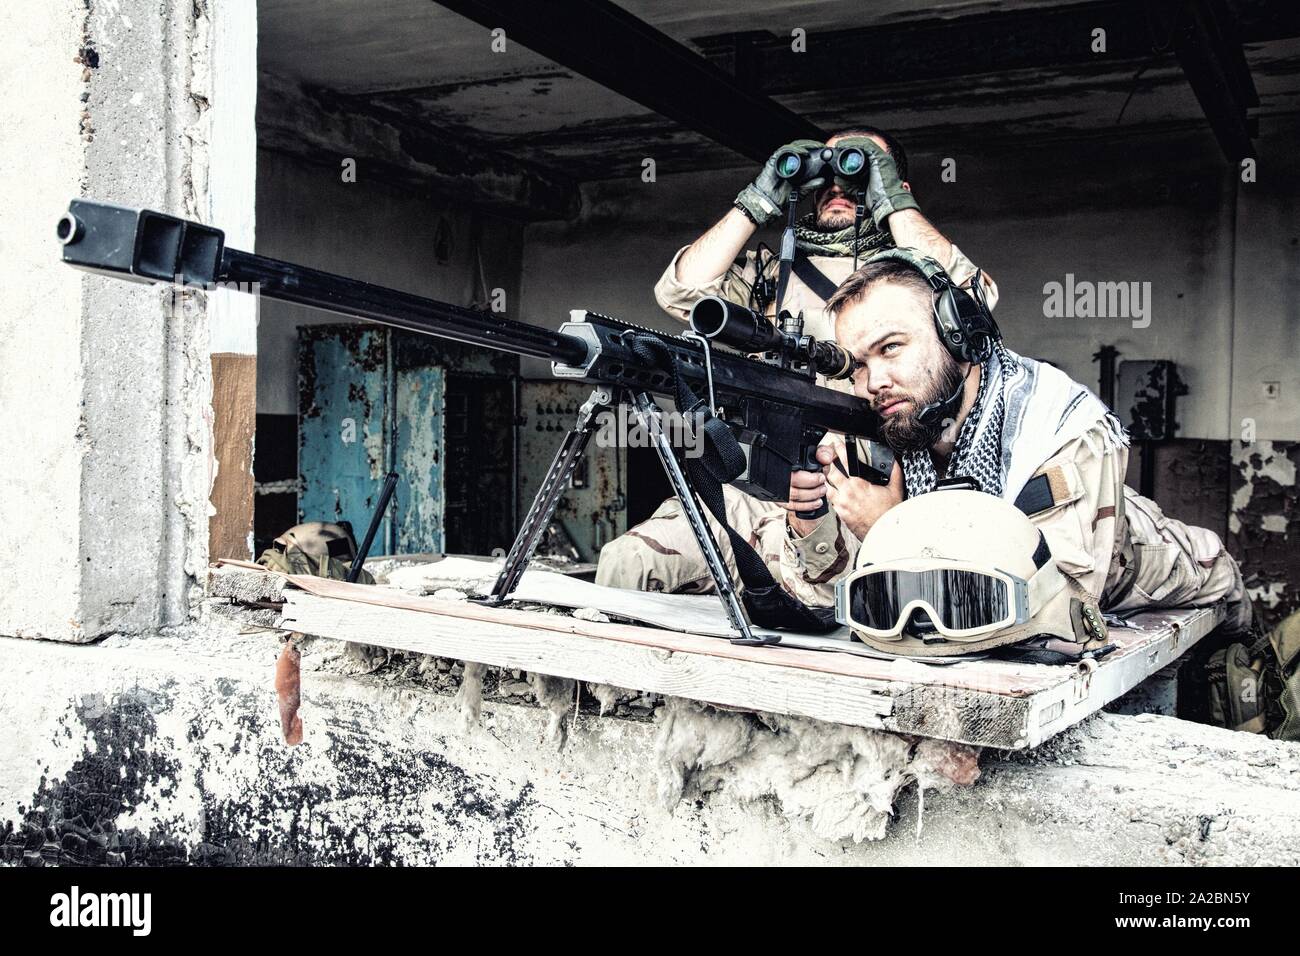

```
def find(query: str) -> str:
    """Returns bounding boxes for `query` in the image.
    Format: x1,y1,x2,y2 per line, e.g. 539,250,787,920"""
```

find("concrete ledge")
0,626,1296,865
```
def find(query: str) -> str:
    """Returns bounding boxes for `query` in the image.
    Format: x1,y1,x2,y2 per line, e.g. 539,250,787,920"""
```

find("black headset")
864,248,1001,364
860,248,1001,426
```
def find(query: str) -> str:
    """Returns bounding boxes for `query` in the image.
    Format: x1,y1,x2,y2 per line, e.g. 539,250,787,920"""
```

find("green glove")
836,136,919,228
735,139,824,226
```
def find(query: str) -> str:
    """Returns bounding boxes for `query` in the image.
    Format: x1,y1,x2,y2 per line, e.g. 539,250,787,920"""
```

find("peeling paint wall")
1231,440,1300,629
298,327,398,538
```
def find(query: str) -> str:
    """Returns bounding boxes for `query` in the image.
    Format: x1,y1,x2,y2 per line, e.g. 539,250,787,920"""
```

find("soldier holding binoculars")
596,127,996,595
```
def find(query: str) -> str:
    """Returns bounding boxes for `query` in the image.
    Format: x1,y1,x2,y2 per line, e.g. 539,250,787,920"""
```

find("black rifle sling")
774,253,794,318
791,254,840,303
628,334,839,634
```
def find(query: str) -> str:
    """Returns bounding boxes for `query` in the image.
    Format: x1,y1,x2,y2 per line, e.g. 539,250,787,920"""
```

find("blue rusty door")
298,326,446,555
394,364,446,552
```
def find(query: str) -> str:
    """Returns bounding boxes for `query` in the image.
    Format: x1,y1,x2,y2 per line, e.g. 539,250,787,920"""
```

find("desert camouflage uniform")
596,242,997,592
781,422,1251,632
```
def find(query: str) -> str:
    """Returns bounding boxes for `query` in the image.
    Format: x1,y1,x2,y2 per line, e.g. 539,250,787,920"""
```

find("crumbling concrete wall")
1,623,1295,866
0,0,230,641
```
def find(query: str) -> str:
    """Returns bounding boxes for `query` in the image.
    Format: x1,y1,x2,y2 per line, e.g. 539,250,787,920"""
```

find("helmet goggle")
834,534,1064,642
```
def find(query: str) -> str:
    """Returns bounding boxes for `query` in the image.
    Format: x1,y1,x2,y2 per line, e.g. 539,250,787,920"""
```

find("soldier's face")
813,133,890,231
835,281,964,451
814,184,858,230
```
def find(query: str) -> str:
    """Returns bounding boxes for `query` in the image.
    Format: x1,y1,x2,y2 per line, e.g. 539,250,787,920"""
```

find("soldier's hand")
825,452,904,539
735,139,823,226
835,136,919,228
784,457,829,537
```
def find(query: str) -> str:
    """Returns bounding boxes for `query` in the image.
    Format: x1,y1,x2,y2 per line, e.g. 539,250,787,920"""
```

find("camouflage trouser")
595,485,786,593
1105,487,1252,634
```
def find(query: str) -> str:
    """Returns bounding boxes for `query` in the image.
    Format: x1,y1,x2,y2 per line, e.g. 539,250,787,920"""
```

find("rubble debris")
342,641,390,675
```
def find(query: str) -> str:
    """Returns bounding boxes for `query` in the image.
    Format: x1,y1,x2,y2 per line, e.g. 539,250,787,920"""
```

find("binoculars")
774,143,868,188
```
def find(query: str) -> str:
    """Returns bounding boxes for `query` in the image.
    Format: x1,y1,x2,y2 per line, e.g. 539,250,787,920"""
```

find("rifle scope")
688,296,854,380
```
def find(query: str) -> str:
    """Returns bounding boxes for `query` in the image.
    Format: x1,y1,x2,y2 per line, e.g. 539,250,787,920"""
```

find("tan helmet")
836,490,1108,657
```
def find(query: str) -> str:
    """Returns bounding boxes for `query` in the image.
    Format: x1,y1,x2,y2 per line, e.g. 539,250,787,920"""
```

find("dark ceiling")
257,0,1300,211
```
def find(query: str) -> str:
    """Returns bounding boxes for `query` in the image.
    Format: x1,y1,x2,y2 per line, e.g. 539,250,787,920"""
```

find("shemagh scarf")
793,212,894,259
900,343,1129,504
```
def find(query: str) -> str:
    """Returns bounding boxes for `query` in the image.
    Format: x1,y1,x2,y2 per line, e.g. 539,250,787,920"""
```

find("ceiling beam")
257,72,579,221
431,0,825,162
693,0,1279,163
1146,0,1260,160
695,2,1158,94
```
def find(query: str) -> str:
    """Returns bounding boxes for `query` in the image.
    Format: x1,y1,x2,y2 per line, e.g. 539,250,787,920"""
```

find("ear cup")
936,285,996,364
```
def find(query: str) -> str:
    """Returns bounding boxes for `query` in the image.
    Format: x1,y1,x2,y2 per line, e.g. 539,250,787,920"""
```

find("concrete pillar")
0,0,255,641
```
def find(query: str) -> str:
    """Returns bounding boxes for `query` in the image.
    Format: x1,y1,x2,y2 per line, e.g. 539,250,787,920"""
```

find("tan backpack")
256,521,376,585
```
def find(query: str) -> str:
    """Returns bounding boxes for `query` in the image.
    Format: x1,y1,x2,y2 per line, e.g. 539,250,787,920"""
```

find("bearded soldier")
596,127,997,594
781,252,1254,651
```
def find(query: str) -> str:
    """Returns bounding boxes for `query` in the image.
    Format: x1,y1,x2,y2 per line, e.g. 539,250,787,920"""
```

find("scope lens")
835,147,866,176
775,151,803,179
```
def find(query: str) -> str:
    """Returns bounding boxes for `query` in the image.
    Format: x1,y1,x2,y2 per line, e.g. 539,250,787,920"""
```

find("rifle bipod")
480,387,772,646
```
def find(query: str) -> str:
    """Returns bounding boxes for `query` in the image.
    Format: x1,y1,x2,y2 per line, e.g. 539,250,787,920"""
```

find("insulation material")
653,697,980,844
456,661,487,730
526,672,577,747
586,682,640,716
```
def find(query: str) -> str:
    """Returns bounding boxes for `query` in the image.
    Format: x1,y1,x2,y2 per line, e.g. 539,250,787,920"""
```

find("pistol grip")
794,447,832,520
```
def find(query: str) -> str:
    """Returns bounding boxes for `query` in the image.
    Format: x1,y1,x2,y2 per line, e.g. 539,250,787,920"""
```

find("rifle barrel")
222,249,588,366
57,199,589,367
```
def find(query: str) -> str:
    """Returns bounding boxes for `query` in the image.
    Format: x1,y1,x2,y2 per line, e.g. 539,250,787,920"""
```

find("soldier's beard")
815,204,855,230
876,354,966,453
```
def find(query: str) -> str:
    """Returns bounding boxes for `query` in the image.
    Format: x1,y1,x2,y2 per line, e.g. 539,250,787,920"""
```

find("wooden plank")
277,571,1077,694
1024,606,1223,747
281,589,896,730
235,563,1227,749
209,353,257,561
